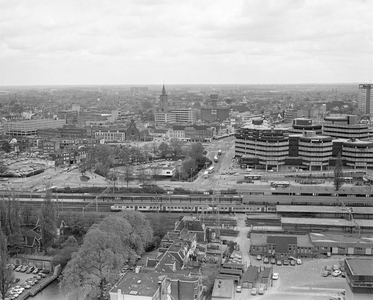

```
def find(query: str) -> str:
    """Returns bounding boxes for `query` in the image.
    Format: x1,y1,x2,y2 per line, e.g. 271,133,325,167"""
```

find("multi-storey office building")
4,119,66,137
297,131,333,171
235,125,289,171
358,84,373,115
95,127,126,142
323,115,369,140
342,139,373,169
154,109,195,124
289,118,322,135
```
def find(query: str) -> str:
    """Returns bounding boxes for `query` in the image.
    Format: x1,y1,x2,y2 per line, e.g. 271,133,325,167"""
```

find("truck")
218,149,222,155
213,155,218,163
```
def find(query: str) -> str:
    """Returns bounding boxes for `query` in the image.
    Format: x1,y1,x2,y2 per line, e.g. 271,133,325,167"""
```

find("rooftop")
111,272,161,297
211,279,234,298
346,258,373,276
276,205,373,215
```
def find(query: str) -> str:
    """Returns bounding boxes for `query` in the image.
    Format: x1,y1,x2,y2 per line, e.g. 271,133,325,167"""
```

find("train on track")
2,189,372,214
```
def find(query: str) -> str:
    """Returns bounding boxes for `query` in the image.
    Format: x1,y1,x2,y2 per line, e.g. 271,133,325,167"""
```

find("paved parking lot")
235,257,346,300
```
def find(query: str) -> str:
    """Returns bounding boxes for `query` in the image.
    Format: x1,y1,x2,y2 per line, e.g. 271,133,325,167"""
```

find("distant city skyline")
0,0,372,86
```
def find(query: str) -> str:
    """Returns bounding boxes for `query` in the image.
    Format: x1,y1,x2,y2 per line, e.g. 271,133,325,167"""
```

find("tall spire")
162,83,167,96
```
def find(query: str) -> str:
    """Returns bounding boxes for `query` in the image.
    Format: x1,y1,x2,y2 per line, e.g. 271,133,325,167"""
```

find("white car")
236,285,242,293
332,270,342,277
296,259,302,265
272,273,279,280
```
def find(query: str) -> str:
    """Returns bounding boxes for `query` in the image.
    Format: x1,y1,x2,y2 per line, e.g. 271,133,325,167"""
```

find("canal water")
29,281,67,300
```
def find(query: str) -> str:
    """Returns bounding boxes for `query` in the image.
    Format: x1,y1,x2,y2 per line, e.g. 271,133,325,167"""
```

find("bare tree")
122,164,134,188
137,166,150,184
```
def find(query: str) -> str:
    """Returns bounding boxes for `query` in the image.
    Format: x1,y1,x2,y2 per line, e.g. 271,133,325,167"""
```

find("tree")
40,190,57,255
95,162,110,177
1,142,11,153
0,230,13,300
122,164,134,188
53,235,79,268
334,152,344,192
188,142,204,160
169,138,184,157
60,212,153,300
181,157,198,180
158,142,170,158
0,195,23,252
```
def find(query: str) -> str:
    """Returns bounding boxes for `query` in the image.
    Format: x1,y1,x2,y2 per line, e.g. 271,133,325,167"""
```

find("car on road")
272,273,279,280
236,285,242,293
332,270,342,277
251,288,257,295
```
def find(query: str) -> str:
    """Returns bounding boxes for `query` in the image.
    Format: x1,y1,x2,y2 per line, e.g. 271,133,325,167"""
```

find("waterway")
29,281,67,300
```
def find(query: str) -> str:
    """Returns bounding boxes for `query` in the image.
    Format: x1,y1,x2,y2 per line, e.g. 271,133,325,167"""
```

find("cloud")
0,0,372,85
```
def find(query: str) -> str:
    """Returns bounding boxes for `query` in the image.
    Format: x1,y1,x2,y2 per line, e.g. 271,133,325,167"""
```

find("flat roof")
346,258,373,276
309,233,373,246
276,205,373,215
212,279,234,298
281,217,373,228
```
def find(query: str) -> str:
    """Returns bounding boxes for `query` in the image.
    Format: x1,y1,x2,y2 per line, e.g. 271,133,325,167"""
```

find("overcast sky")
0,0,372,85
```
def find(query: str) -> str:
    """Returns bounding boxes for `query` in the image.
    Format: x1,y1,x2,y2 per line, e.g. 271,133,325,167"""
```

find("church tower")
159,84,169,112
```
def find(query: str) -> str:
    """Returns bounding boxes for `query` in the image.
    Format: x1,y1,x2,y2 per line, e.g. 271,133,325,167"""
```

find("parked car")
263,257,269,264
276,260,282,266
256,255,262,261
236,285,242,293
270,258,276,265
251,288,257,295
296,259,302,265
272,273,279,280
283,259,289,266
258,287,265,295
332,270,342,277
290,260,296,266
322,270,331,277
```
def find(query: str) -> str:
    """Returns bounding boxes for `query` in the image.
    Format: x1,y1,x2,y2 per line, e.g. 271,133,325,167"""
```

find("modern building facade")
358,84,373,115
235,124,289,171
236,116,373,170
289,118,322,135
297,131,333,171
323,115,369,140
345,258,373,295
95,128,126,142
5,119,66,136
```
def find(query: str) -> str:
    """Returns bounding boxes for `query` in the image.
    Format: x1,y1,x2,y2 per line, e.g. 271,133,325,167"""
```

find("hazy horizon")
1,0,372,86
